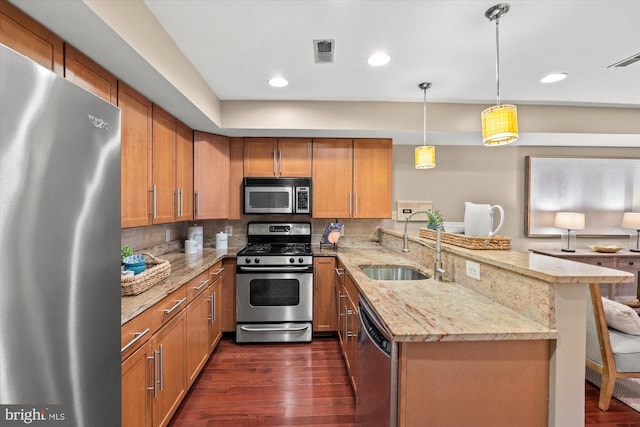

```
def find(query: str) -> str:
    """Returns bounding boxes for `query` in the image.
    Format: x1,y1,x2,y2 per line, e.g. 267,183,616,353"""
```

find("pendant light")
415,82,435,169
481,3,518,146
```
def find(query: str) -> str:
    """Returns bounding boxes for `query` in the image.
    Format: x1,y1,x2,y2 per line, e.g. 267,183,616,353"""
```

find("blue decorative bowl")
123,254,146,275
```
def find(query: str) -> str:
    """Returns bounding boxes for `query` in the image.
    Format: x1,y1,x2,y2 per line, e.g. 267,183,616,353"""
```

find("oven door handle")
240,325,310,332
238,266,311,272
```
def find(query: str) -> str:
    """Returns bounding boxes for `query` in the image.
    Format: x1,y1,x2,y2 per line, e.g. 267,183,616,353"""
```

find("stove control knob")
245,258,251,264
298,257,304,263
254,258,260,264
289,257,295,263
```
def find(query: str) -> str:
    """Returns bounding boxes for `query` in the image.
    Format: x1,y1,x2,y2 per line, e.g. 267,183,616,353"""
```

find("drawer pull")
121,328,150,353
194,279,210,292
163,298,186,315
211,267,224,278
335,267,345,276
597,262,602,266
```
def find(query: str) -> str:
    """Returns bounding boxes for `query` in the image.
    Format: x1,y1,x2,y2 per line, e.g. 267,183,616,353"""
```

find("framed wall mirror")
525,156,640,237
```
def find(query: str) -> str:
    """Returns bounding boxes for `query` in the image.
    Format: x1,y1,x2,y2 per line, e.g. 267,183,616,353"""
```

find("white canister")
187,225,203,250
185,239,198,254
216,232,228,250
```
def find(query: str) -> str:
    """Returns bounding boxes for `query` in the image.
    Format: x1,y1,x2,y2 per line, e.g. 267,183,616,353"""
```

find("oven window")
249,191,291,209
250,279,300,306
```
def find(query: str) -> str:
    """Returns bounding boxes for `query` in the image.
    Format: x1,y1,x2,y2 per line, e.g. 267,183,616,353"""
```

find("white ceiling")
8,0,640,147
143,0,640,107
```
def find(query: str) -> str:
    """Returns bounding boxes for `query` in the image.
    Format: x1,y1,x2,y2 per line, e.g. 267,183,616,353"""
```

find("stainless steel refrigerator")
0,44,121,426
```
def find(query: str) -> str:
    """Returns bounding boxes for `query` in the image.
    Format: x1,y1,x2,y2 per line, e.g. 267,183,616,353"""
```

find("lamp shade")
622,212,640,229
481,104,519,146
415,145,436,169
555,212,585,230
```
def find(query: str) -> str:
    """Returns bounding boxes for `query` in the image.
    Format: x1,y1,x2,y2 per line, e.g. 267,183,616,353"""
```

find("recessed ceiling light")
268,77,288,87
367,52,391,67
540,73,568,83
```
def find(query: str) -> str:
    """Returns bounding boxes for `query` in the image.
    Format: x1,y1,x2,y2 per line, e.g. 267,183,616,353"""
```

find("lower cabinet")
122,261,226,427
313,257,337,332
337,269,360,394
150,311,187,427
122,341,152,427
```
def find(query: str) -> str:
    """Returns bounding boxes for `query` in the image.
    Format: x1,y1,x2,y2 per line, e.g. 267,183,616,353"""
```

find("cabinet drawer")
152,286,188,329
616,258,640,272
121,307,153,361
209,260,224,283
186,270,211,304
570,257,614,269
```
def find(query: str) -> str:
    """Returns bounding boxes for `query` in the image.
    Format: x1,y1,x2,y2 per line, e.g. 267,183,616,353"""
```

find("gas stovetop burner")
238,222,313,266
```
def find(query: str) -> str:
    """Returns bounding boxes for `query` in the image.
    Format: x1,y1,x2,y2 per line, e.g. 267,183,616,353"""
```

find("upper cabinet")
312,138,392,219
243,137,312,177
352,139,392,218
175,121,194,222
151,105,176,225
194,132,229,220
228,137,244,220
64,44,117,104
0,1,63,74
119,82,153,228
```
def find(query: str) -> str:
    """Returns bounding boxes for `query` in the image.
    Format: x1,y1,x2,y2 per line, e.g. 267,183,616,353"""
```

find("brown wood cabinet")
312,138,392,218
0,1,63,74
342,273,360,393
313,257,337,332
243,137,312,177
64,44,117,103
194,131,230,219
121,340,152,427
228,137,244,219
119,82,153,228
335,260,347,349
185,270,212,386
151,105,177,225
208,264,224,352
175,121,193,222
150,310,187,427
221,258,237,332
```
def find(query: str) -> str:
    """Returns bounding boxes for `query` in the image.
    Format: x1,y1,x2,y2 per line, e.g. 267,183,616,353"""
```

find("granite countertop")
121,247,242,325
334,245,558,343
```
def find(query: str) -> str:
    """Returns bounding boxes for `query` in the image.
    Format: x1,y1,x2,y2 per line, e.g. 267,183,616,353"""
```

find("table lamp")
622,212,640,252
555,212,585,252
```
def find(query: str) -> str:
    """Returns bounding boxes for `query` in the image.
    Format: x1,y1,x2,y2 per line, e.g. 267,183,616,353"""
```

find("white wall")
387,145,639,250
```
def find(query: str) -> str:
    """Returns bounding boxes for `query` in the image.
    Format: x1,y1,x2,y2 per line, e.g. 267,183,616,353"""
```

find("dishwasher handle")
358,297,393,358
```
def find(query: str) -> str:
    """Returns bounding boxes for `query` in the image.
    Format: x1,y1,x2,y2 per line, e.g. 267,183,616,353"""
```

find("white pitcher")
463,202,505,237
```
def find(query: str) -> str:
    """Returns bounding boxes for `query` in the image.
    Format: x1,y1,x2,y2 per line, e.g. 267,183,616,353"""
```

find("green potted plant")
426,209,444,230
121,245,134,262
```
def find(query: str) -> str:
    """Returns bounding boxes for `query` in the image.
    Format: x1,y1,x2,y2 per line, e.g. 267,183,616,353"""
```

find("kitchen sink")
360,265,429,281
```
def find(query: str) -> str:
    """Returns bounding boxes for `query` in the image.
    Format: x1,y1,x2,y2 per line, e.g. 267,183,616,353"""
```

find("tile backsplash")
122,217,384,254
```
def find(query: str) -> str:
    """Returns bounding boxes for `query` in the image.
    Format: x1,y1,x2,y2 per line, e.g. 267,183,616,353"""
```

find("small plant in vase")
426,209,444,230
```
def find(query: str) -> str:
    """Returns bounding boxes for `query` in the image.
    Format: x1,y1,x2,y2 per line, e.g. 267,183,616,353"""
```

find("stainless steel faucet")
402,210,446,281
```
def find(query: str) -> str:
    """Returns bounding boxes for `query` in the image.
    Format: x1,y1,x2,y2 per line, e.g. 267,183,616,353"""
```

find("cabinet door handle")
121,328,150,353
153,185,157,219
194,192,199,217
335,267,344,276
194,279,210,292
210,267,224,278
163,298,186,315
213,292,217,323
279,150,283,175
346,308,356,338
353,192,358,217
348,192,352,216
273,150,277,176
147,350,159,397
158,344,164,391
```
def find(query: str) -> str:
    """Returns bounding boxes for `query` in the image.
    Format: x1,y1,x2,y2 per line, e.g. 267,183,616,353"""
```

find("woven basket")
419,228,511,250
121,253,171,296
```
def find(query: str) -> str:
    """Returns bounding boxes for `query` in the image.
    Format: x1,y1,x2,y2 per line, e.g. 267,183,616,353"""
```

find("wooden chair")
585,283,640,410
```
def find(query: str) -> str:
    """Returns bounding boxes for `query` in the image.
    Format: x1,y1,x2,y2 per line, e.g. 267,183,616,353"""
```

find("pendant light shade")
415,145,435,169
415,82,435,169
482,3,518,146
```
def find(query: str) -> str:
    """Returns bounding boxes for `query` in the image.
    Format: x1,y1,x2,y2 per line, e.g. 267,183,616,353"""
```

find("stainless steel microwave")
243,177,311,215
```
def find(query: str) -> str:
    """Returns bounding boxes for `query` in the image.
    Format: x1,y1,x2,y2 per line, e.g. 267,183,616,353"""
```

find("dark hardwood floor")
170,336,640,426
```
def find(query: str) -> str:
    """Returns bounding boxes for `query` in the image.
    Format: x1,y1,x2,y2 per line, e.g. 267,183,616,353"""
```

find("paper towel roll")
187,226,203,250
185,239,197,254
216,232,228,250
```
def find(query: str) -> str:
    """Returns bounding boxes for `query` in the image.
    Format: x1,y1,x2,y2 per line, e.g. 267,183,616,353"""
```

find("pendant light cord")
423,86,427,146
495,16,501,105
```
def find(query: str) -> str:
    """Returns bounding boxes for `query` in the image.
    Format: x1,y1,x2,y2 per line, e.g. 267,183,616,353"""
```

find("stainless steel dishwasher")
357,296,398,427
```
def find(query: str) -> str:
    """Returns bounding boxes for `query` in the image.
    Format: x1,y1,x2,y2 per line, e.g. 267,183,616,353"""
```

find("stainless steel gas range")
235,222,313,343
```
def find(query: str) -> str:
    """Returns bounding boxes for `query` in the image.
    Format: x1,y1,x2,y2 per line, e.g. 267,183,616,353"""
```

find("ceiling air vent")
607,52,640,68
313,39,335,64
